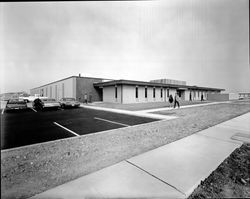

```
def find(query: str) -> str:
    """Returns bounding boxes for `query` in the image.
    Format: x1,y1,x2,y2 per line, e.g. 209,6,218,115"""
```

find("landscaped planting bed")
188,143,250,199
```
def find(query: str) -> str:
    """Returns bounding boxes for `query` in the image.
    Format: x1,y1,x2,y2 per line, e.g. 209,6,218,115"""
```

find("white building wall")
147,87,153,102
138,86,146,103
103,86,115,103
121,85,165,104
122,85,136,103
103,86,121,103
229,93,239,100
156,87,164,102
184,90,190,101
102,84,216,104
169,89,176,97
193,90,198,100
165,88,176,102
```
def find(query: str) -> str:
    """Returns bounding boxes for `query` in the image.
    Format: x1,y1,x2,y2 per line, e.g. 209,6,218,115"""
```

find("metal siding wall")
62,83,64,98
55,85,57,100
30,78,74,100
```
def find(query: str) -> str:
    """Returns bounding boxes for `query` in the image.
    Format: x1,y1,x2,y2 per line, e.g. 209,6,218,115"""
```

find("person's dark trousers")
174,100,180,108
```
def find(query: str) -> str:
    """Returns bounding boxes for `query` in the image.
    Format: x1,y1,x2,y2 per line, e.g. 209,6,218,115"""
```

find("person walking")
168,94,173,108
84,93,88,104
201,94,204,101
174,92,180,108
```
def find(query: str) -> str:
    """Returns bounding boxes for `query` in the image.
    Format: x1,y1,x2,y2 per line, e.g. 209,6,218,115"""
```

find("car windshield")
63,98,75,101
42,98,56,102
8,99,25,104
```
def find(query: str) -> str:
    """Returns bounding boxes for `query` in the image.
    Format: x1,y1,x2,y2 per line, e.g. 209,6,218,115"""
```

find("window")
46,87,48,97
145,87,147,98
153,87,155,98
135,86,138,98
115,86,117,98
167,89,169,97
161,88,163,98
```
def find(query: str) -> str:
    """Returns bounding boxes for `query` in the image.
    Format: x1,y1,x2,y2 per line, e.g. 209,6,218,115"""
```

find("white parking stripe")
1,109,4,115
94,117,130,127
30,108,37,112
53,122,80,137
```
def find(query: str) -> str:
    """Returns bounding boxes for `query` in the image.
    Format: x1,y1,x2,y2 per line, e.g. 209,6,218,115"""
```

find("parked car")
5,98,27,111
33,98,60,110
19,96,48,103
59,98,80,108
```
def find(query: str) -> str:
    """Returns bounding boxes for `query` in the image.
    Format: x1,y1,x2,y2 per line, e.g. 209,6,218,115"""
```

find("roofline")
93,79,225,91
30,76,111,90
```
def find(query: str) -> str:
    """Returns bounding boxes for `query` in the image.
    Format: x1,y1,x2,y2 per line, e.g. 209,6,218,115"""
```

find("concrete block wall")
75,77,103,103
207,93,229,101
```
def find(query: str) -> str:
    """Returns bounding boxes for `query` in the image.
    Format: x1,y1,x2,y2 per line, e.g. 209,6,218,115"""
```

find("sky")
0,0,249,94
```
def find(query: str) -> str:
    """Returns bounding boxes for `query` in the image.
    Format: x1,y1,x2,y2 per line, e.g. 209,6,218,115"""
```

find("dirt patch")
188,144,250,199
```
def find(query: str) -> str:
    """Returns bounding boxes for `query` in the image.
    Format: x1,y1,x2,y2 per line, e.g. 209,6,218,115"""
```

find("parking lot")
0,107,158,150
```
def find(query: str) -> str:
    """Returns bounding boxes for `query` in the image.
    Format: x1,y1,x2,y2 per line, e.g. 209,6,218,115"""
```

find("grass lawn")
153,100,250,134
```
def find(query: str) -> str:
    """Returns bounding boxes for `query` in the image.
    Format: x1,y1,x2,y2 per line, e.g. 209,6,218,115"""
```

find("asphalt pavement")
1,107,157,150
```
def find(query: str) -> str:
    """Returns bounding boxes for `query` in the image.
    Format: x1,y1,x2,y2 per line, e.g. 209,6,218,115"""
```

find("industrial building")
30,76,224,104
30,76,111,103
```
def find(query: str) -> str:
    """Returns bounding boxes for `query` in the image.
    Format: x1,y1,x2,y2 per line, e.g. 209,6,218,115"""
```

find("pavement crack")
126,160,186,196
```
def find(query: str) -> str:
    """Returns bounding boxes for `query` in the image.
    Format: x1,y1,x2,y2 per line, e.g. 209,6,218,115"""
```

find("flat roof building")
30,76,224,104
30,76,112,103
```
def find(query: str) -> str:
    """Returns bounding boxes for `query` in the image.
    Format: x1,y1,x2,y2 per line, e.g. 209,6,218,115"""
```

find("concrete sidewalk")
80,104,178,120
30,112,250,199
80,101,230,120
136,101,231,113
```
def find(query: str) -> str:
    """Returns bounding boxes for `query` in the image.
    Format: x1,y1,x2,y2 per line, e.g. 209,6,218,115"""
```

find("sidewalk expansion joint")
197,133,242,145
125,160,186,196
218,124,250,133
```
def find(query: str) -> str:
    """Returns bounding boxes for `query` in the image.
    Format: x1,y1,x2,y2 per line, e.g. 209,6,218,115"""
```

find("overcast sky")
0,0,249,93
